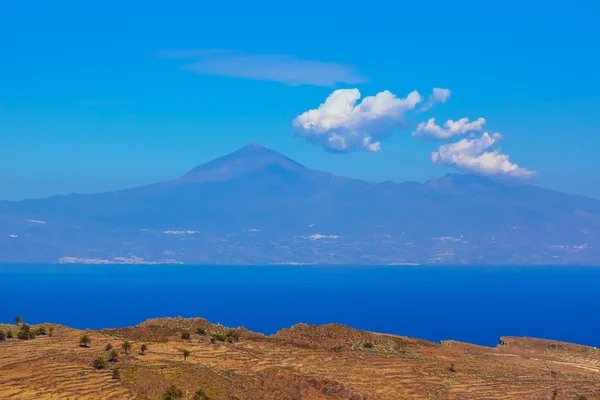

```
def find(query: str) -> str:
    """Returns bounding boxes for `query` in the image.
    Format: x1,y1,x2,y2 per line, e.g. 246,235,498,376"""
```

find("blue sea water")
0,264,599,348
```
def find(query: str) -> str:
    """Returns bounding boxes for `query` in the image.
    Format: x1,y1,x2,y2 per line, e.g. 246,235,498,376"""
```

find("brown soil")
1,319,599,399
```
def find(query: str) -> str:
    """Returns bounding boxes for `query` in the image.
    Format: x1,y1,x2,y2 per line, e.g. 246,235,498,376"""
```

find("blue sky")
1,0,599,200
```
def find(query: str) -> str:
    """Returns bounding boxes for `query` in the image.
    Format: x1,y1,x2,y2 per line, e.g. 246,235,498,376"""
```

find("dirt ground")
0,318,599,399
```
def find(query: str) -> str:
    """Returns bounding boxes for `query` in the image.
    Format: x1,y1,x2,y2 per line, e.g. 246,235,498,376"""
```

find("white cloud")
293,88,422,152
413,117,486,139
158,49,368,87
420,88,451,111
431,132,536,178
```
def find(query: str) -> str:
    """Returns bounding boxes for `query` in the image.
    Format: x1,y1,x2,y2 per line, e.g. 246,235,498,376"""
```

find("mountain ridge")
1,143,599,264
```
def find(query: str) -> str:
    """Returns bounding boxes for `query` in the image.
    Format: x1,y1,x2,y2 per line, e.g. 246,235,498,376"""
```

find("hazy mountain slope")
1,143,598,264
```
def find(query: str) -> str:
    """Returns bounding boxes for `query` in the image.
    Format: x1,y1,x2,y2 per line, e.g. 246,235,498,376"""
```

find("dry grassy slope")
0,319,599,400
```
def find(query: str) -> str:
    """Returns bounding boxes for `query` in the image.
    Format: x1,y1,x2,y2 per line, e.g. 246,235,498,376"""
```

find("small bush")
108,349,119,362
17,330,30,340
122,341,132,354
93,356,107,369
112,368,121,379
211,333,226,342
449,362,456,373
193,388,211,400
0,330,5,341
80,334,91,347
183,350,190,361
48,327,54,337
105,343,113,352
18,325,34,340
225,328,239,342
196,327,206,335
140,344,148,355
36,326,47,335
363,342,374,349
162,385,184,400
7,330,13,340
181,329,191,340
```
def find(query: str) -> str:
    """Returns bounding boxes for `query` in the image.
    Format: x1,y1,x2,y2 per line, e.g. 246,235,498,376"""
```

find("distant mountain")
1,143,599,264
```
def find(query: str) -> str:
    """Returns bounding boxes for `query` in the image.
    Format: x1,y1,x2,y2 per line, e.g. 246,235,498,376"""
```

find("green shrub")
17,330,30,340
112,367,121,380
225,328,239,342
196,327,206,335
0,330,5,341
363,342,374,349
449,362,456,373
211,333,226,342
140,344,148,355
48,327,54,337
183,350,190,361
162,385,184,400
109,349,119,362
18,325,34,340
80,334,91,347
193,388,211,400
36,326,47,335
105,343,113,352
93,356,107,369
7,330,13,340
181,329,191,340
14,316,22,326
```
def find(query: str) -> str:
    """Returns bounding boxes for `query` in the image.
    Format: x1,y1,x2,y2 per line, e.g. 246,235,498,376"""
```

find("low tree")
140,344,148,355
93,356,107,370
181,329,191,340
36,326,47,335
108,349,119,362
162,385,184,400
48,327,54,337
14,316,22,327
105,343,113,352
0,330,5,341
182,349,190,361
7,330,13,340
80,334,91,348
193,388,211,400
122,341,132,354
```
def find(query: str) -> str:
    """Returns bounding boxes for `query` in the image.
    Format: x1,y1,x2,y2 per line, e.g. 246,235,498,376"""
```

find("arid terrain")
0,318,599,399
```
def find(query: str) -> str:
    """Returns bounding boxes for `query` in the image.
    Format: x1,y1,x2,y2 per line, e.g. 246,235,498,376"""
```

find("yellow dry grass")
0,319,599,399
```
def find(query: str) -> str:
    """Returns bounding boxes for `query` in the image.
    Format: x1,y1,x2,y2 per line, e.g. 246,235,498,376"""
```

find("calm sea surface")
1,264,598,348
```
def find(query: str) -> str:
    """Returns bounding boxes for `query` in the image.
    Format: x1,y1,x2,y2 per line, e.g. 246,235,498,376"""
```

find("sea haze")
1,264,598,348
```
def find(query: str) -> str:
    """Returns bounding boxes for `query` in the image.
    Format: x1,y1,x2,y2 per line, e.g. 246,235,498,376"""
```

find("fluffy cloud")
420,88,451,111
431,132,536,178
158,49,368,87
413,117,486,139
293,89,423,152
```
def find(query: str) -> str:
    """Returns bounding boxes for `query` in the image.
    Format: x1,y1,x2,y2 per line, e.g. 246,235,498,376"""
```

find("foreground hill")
1,143,599,264
0,318,599,399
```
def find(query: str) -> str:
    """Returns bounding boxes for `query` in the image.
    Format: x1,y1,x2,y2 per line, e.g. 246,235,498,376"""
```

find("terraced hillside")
0,318,599,399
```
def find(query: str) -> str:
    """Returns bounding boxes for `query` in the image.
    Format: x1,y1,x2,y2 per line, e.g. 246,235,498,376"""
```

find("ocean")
1,264,598,348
